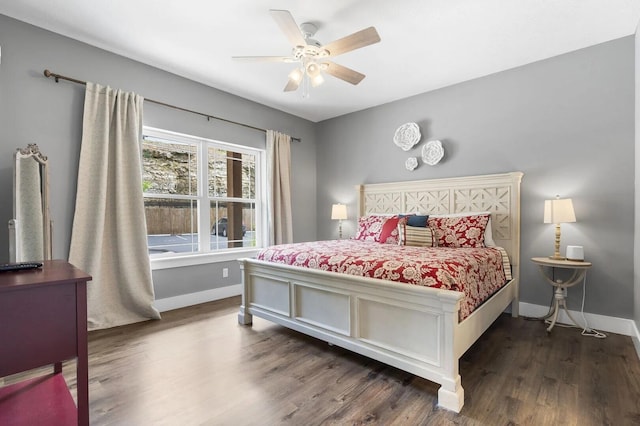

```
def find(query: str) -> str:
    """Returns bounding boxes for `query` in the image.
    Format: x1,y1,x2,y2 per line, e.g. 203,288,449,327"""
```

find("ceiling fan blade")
232,56,296,63
284,78,301,92
323,27,381,57
323,61,366,85
270,9,306,47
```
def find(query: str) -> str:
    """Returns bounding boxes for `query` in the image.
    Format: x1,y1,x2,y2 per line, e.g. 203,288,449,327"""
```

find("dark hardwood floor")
5,296,640,425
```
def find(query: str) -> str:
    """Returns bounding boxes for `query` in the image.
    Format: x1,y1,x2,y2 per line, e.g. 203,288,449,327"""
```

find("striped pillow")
399,225,436,247
494,246,512,281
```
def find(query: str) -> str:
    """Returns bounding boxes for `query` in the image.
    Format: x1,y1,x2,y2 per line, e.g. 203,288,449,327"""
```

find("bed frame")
238,171,523,412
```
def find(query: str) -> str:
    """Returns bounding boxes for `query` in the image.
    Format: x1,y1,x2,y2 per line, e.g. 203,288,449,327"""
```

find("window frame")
142,126,265,270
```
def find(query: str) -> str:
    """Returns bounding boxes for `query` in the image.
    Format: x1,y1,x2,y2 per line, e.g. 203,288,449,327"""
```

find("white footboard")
239,258,473,412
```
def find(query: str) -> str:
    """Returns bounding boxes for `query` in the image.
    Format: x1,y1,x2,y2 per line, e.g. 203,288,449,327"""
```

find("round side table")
531,257,592,332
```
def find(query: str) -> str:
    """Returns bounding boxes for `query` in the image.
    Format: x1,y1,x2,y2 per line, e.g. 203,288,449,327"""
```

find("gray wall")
1,14,636,319
0,15,317,299
317,37,635,319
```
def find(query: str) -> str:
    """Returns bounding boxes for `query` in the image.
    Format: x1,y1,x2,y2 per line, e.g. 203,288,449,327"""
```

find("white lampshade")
331,203,347,220
543,198,576,224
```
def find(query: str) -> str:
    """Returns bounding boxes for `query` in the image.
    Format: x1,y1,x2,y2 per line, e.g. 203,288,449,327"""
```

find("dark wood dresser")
0,260,91,426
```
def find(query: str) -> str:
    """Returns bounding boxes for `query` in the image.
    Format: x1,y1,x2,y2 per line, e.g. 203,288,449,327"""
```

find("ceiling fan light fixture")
288,67,304,83
310,73,324,87
305,61,320,77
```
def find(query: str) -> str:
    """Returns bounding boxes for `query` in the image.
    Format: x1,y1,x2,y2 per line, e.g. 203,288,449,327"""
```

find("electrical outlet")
222,268,229,278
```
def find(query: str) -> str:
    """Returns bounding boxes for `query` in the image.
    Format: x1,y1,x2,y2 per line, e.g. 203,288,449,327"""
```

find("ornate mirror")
8,144,52,262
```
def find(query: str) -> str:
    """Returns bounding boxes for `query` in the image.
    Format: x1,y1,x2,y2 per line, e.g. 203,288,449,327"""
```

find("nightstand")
531,257,592,332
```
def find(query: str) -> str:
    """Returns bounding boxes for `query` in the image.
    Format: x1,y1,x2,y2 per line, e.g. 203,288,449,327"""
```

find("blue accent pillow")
399,214,429,227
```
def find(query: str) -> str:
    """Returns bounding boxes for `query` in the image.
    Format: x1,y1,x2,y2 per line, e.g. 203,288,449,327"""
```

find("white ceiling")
1,0,639,122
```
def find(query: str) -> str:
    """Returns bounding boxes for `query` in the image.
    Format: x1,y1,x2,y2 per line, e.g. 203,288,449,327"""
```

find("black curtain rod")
43,69,301,143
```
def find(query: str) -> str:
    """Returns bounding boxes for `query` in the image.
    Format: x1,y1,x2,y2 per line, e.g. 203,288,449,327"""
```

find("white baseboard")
154,284,242,313
632,320,640,361
519,302,636,337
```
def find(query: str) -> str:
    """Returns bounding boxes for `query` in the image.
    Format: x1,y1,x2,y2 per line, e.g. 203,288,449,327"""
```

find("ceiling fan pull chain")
302,73,310,99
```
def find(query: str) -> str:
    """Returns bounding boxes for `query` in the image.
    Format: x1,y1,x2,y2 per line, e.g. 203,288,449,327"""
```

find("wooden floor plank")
4,296,640,425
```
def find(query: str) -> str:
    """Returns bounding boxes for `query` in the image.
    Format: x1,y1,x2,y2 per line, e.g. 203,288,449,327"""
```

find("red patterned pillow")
428,214,490,248
354,215,385,241
354,215,404,244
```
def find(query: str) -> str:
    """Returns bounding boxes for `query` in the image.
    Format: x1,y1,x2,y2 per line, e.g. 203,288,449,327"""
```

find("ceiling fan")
233,9,381,95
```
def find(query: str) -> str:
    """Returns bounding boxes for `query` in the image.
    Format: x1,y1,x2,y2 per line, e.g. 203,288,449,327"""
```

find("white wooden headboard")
356,172,524,273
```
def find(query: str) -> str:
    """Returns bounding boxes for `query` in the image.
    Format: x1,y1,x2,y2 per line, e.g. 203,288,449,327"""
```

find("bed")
238,171,523,412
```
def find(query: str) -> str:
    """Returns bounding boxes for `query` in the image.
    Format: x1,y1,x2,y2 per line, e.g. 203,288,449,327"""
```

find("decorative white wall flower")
405,157,418,171
393,122,421,151
422,140,444,165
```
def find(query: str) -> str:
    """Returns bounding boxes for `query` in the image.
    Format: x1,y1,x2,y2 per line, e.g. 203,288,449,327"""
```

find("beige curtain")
69,82,160,331
266,130,293,245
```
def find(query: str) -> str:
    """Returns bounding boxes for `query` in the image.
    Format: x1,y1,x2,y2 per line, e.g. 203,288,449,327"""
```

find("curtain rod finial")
43,69,59,82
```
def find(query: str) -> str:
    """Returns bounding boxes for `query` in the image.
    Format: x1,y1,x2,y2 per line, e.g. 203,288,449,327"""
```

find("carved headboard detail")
357,172,523,273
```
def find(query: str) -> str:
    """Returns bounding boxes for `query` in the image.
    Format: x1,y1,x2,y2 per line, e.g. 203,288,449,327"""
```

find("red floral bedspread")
257,240,509,321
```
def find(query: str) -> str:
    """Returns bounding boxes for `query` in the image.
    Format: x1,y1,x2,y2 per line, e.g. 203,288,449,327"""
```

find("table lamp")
543,195,576,260
331,203,347,239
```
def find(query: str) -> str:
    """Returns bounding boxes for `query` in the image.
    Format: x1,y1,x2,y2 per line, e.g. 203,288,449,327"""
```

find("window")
141,127,263,260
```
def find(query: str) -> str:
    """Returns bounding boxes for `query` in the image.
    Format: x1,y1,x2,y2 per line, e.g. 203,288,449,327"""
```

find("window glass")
210,201,256,250
142,128,262,258
142,139,197,196
144,197,198,254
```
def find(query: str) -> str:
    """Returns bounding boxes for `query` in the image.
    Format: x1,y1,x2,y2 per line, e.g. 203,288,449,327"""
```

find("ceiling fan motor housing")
300,22,318,38
293,44,328,60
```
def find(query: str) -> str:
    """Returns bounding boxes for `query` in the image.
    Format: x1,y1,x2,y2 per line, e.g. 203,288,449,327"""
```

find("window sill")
150,248,260,270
